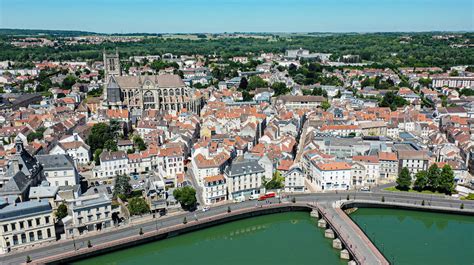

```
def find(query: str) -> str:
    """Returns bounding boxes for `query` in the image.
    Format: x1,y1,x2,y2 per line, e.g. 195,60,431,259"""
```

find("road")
186,167,204,207
1,191,472,265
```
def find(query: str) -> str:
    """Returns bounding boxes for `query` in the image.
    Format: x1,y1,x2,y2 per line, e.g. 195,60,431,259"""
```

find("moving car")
360,187,370,192
202,206,210,212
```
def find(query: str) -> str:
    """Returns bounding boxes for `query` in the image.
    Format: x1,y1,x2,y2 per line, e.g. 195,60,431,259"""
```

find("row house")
63,194,115,238
311,161,351,191
202,175,227,205
94,151,128,178
224,157,264,200
352,155,380,186
49,141,91,165
397,150,430,177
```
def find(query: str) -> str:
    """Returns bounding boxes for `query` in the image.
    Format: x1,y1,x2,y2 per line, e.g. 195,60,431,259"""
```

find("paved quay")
1,191,473,265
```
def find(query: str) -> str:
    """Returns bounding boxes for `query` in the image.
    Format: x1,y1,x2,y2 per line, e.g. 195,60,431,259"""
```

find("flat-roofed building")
63,194,115,238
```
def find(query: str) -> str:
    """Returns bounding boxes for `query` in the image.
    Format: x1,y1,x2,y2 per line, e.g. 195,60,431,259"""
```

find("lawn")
384,186,443,195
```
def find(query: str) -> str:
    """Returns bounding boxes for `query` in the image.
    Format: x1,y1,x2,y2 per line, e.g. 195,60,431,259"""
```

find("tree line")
396,164,455,195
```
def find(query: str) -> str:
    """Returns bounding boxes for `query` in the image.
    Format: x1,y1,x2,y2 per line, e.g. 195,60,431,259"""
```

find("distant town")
0,31,473,260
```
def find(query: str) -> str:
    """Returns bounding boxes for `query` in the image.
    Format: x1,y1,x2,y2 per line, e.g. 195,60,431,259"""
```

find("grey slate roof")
0,200,51,221
0,171,32,194
225,157,265,177
37,154,75,171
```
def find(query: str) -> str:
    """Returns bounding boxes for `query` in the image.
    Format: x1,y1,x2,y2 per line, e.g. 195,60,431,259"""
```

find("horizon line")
1,28,473,35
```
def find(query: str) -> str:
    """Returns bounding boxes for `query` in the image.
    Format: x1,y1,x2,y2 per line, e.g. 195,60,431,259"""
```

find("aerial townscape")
0,1,473,265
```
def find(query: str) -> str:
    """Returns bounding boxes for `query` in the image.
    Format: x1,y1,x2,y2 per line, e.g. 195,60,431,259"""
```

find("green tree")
127,197,150,215
271,82,289,96
87,122,117,153
93,148,102,165
104,139,118,151
413,170,429,191
173,186,197,210
113,174,132,198
427,164,441,191
264,171,285,190
133,135,147,151
247,76,267,90
55,203,68,220
396,167,411,191
27,127,46,142
62,75,76,89
438,165,455,194
321,101,331,111
379,91,408,111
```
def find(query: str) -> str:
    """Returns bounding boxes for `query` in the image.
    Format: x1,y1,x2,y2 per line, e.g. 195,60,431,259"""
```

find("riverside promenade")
2,191,473,265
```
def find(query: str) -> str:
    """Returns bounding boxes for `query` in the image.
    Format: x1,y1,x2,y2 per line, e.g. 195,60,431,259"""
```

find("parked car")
360,187,370,192
202,206,210,212
258,192,276,201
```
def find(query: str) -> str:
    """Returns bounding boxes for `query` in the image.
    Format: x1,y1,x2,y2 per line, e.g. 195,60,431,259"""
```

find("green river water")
75,209,474,265
350,208,474,265
74,212,345,265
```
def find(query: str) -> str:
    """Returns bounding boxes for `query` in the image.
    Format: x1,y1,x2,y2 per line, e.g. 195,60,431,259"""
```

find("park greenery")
133,135,147,151
289,62,343,86
379,91,408,110
173,186,197,210
396,164,455,195
461,193,474,200
1,32,473,68
27,127,46,142
264,171,285,190
127,197,150,216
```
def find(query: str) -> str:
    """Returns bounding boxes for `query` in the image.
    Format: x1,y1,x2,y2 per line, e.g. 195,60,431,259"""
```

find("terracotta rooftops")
316,162,352,171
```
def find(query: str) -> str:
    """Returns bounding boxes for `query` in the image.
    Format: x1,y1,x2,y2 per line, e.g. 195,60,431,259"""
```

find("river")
350,208,474,265
73,212,345,265
74,208,474,265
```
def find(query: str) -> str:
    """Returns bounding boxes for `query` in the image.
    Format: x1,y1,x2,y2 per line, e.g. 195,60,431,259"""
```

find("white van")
249,194,260,200
233,196,245,203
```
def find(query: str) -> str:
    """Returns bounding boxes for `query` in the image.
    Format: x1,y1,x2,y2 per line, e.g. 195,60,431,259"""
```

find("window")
11,223,16,231
19,221,24,229
36,218,41,226
3,225,8,232
29,232,35,242
27,219,32,227
21,233,26,243
45,216,50,224
13,235,18,245
47,228,51,238
37,230,43,240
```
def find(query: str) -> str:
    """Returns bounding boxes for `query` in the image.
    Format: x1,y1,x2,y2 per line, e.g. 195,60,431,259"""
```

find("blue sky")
0,0,473,33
